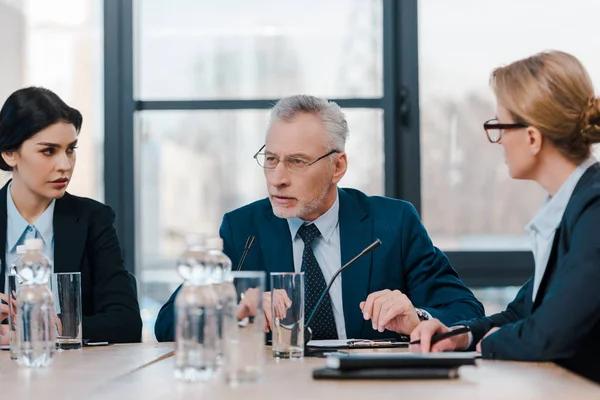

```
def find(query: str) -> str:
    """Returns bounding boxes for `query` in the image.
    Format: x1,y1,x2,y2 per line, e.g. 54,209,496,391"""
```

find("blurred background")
1,0,598,341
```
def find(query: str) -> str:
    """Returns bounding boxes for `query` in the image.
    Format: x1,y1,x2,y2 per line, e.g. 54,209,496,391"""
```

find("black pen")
409,326,471,345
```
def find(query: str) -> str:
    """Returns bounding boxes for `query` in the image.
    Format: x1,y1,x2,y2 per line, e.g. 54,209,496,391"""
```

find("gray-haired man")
155,95,483,342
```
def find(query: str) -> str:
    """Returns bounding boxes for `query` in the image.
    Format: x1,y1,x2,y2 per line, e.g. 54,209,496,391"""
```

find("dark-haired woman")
410,51,600,383
0,87,141,344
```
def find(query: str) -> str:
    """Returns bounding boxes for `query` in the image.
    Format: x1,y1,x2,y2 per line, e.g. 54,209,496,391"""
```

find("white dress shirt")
287,193,347,339
4,183,55,294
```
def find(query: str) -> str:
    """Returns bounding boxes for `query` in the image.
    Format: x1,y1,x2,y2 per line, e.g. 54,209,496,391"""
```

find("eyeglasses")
483,119,528,143
253,144,339,173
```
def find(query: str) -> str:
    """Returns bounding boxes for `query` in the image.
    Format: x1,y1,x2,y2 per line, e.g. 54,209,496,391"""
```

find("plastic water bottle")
15,238,55,368
205,237,236,365
174,239,220,381
8,245,27,360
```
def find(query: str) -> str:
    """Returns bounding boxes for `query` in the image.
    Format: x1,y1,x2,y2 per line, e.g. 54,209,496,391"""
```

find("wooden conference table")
0,343,599,399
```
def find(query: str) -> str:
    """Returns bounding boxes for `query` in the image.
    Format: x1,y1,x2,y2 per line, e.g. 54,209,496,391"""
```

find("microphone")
236,235,255,271
304,239,382,345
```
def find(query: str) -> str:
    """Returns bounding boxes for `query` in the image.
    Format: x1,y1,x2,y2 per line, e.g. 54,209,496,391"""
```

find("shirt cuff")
466,331,473,349
449,324,472,350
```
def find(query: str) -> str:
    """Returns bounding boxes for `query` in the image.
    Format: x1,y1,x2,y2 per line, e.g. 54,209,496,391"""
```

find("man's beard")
271,182,332,220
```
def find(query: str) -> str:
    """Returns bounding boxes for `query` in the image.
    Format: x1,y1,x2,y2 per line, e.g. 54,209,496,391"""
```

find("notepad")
307,339,356,348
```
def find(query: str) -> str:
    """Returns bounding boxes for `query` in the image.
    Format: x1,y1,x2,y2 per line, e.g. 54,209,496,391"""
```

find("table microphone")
304,239,382,345
236,235,256,271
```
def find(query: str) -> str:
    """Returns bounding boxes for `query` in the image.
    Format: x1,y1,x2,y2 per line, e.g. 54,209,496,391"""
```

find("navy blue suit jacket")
155,188,484,341
464,164,600,383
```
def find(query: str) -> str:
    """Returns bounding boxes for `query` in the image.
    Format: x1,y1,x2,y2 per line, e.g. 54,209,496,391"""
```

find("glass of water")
270,272,304,359
223,271,266,385
51,272,83,350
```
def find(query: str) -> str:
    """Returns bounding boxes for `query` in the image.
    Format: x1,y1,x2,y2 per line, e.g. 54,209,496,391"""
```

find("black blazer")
464,163,600,383
0,183,142,343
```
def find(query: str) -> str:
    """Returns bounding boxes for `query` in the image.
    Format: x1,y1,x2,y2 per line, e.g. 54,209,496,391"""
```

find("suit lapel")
338,188,372,339
529,164,600,310
0,183,8,291
259,205,294,286
532,228,561,311
53,194,85,273
523,278,534,314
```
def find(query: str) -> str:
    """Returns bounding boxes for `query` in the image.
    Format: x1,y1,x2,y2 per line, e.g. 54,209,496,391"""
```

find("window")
472,287,520,316
418,0,600,251
109,0,587,339
136,0,383,100
0,0,104,200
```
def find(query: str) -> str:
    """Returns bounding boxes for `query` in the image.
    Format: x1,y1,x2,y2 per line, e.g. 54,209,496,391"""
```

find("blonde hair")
491,51,600,164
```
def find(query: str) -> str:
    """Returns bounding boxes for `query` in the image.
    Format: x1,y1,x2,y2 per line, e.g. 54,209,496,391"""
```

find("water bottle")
205,237,236,365
15,238,55,368
8,245,27,360
174,239,220,381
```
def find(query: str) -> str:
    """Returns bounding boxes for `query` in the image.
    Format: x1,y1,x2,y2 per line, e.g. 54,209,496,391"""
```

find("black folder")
313,367,460,380
312,352,476,380
325,352,477,371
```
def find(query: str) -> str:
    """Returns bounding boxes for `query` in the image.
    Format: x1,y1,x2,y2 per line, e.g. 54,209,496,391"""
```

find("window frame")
103,0,533,288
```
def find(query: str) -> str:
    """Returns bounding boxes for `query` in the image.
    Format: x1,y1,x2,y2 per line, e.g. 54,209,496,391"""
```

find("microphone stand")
236,236,255,271
303,239,382,352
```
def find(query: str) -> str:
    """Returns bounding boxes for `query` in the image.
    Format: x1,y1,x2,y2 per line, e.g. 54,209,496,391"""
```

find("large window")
0,0,104,200
105,0,600,341
418,0,600,251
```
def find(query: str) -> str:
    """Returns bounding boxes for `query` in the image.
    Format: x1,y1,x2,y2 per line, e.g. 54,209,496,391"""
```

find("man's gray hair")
269,95,348,151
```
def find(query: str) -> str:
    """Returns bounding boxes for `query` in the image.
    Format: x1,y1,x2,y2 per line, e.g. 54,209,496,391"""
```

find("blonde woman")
410,51,600,383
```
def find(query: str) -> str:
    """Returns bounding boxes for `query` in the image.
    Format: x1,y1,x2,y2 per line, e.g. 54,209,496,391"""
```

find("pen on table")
347,338,397,345
409,326,471,346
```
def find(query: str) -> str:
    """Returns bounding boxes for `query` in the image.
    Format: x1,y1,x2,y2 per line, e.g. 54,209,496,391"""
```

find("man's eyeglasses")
483,119,528,143
253,145,339,173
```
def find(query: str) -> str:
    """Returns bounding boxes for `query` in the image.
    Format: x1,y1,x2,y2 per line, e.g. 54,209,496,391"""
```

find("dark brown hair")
0,87,82,171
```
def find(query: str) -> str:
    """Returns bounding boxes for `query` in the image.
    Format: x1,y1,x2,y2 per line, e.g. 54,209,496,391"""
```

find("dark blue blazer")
155,188,484,341
466,163,600,383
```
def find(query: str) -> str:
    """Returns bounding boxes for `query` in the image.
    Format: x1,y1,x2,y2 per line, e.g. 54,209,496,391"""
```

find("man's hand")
263,290,292,332
0,293,9,322
237,288,261,320
237,289,292,332
409,319,470,353
0,293,10,337
359,289,420,335
0,324,8,345
55,315,64,336
9,291,17,326
476,327,499,353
